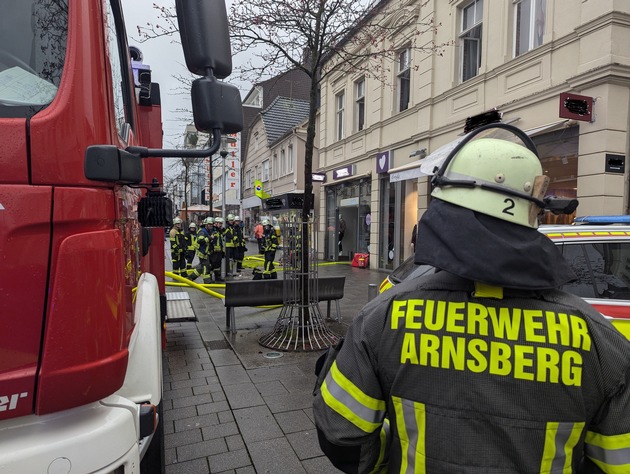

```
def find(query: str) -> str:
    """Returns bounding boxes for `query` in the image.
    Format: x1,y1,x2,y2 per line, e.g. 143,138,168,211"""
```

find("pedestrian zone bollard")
368,283,377,302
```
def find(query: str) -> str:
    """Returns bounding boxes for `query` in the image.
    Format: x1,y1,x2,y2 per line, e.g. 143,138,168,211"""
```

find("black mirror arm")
126,128,222,158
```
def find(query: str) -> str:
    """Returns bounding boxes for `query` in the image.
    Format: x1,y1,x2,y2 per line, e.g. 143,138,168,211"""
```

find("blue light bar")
574,215,630,224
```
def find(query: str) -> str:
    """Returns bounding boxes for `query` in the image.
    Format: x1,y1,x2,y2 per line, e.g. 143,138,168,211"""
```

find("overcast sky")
121,1,251,149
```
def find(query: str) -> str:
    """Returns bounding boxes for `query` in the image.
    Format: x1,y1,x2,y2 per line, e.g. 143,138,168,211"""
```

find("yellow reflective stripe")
540,422,584,473
392,397,426,474
414,402,426,474
320,361,385,433
393,397,409,474
369,418,390,474
585,430,630,473
330,362,386,412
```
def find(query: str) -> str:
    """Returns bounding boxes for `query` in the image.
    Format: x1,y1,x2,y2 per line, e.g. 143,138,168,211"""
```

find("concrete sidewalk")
163,246,387,473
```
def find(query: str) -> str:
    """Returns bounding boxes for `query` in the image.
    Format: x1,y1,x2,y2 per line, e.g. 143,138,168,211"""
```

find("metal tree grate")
258,220,340,352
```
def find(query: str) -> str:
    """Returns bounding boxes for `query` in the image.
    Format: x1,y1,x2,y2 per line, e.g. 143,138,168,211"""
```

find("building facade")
316,0,630,270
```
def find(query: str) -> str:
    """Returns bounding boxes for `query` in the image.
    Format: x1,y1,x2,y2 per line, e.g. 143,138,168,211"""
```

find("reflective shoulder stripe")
540,421,584,473
392,396,426,474
585,430,630,473
321,361,385,433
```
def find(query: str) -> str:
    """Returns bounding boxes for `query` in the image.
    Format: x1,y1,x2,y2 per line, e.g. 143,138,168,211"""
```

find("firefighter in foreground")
169,217,186,278
313,124,630,473
233,215,246,278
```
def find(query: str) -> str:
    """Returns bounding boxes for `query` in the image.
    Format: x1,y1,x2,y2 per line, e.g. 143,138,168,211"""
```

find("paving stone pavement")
163,242,389,473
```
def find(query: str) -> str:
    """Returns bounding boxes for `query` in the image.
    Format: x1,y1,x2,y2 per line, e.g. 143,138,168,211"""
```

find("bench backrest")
224,276,346,307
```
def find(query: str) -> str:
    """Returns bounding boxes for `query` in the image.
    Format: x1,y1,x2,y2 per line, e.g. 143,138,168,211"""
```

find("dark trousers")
263,250,276,278
171,252,186,277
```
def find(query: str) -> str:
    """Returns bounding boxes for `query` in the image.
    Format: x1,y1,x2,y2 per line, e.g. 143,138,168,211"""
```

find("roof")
260,97,310,145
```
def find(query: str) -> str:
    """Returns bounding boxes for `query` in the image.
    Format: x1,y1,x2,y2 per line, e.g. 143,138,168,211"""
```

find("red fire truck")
0,0,241,472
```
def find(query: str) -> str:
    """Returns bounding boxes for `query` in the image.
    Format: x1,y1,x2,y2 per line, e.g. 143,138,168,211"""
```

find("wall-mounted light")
409,148,427,158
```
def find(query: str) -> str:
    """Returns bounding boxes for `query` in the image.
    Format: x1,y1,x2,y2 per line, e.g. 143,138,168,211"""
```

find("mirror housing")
192,77,243,134
176,0,232,79
85,145,143,184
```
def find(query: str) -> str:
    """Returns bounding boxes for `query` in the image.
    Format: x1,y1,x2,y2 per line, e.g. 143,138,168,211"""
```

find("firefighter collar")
414,200,576,290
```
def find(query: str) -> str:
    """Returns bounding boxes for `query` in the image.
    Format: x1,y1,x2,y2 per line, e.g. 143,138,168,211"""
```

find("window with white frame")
514,0,546,57
397,49,410,112
255,165,260,181
355,77,365,131
262,160,270,181
280,149,286,176
245,169,251,189
460,0,483,82
248,169,254,188
335,91,345,141
288,144,294,173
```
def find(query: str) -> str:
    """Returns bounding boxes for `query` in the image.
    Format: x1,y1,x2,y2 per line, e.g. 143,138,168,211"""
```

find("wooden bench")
223,276,345,332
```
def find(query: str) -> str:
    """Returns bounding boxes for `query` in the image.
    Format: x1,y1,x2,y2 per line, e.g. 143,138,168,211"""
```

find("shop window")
534,127,578,225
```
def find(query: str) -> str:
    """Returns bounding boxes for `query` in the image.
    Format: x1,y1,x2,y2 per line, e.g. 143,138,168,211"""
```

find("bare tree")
139,0,449,345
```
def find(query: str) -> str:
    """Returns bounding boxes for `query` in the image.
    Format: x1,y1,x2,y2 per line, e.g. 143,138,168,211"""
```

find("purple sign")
376,151,390,174
333,165,355,180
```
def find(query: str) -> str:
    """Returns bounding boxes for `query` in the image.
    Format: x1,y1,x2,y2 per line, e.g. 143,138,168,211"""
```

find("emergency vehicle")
0,0,241,472
380,217,630,339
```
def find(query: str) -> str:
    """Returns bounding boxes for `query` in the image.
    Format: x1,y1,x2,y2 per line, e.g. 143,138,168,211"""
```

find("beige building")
241,97,317,235
316,0,630,270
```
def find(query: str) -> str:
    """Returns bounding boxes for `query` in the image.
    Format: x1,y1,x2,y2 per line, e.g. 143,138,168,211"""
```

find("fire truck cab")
0,0,241,472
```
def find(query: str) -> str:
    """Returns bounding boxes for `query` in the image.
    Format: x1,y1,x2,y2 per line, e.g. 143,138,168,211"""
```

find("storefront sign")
340,197,359,207
376,151,390,174
312,172,327,183
333,165,355,180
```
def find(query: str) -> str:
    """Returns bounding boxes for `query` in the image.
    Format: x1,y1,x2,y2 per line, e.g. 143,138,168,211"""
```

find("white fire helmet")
173,217,182,225
431,125,547,228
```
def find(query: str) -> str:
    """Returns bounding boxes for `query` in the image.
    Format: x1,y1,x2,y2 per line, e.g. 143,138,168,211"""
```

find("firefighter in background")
188,217,213,283
313,124,630,473
224,214,237,276
210,217,225,282
169,217,186,278
184,221,198,276
233,215,246,278
261,219,278,279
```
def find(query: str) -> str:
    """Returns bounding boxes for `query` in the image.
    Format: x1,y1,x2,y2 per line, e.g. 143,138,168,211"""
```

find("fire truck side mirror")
84,145,143,184
176,0,232,79
192,77,243,134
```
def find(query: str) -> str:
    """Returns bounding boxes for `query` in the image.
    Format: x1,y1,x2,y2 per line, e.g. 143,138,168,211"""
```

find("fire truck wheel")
141,401,165,474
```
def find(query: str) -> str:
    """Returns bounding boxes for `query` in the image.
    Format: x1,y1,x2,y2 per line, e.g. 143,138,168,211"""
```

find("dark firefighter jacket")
262,229,278,252
185,229,198,252
169,227,185,255
313,200,630,473
195,227,211,260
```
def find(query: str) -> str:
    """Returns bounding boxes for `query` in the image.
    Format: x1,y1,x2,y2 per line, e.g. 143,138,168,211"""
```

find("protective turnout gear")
430,123,547,228
313,124,630,474
313,271,630,473
169,224,186,278
189,225,212,283
261,225,278,279
184,223,198,276
224,217,237,275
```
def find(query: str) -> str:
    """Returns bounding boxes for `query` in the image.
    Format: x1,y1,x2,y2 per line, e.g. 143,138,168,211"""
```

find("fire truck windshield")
0,0,68,117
